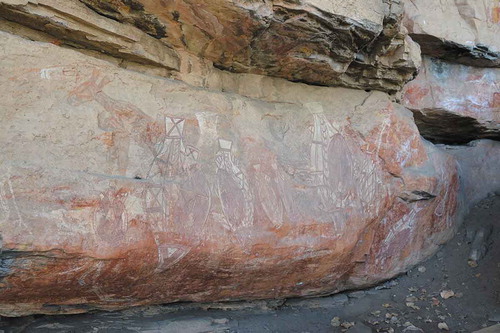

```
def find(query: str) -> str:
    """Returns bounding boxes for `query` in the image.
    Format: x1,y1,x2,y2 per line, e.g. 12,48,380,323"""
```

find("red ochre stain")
52,186,71,191
93,132,115,147
404,85,430,104
491,92,500,108
70,198,100,210
492,6,500,24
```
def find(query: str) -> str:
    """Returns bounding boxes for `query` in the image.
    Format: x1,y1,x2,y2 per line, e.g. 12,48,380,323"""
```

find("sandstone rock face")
0,0,421,92
0,0,180,73
0,0,498,319
401,57,500,144
0,31,459,316
402,0,500,66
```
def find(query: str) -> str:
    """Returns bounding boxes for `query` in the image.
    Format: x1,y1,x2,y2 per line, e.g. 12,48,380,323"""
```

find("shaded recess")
411,109,500,145
410,34,500,68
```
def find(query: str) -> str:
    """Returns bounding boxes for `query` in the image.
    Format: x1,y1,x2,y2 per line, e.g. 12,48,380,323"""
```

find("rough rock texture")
402,0,500,67
0,0,180,73
0,0,421,92
0,0,499,319
0,31,459,316
401,57,500,144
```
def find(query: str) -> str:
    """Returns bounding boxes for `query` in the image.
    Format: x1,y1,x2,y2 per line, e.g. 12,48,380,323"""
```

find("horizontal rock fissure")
398,190,437,203
410,34,500,68
410,109,500,145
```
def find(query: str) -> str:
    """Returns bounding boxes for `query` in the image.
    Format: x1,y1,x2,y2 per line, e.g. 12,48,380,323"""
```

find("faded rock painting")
306,103,384,223
215,138,254,232
61,71,388,250
68,70,152,176
0,35,461,315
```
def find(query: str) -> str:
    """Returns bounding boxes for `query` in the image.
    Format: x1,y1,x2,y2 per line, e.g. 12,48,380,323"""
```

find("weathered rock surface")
402,0,500,67
401,57,500,144
0,0,499,319
0,0,421,92
0,0,180,73
0,31,459,316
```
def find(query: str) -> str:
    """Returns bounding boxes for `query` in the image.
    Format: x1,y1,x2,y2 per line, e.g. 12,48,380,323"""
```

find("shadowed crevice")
410,108,500,144
410,33,500,68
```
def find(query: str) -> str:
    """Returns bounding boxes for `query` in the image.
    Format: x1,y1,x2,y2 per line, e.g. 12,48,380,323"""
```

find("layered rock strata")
0,0,421,92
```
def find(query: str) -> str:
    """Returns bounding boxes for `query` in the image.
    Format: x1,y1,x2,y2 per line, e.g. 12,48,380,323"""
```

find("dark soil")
1,196,499,333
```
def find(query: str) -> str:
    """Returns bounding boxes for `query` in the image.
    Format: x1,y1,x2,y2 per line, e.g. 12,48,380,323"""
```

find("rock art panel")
402,57,500,143
0,31,459,316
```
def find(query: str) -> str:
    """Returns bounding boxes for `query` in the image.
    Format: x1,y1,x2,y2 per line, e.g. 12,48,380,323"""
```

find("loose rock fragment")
341,321,355,329
440,290,455,300
469,226,493,264
438,322,450,331
349,322,372,333
469,260,479,268
347,291,367,299
331,317,341,327
406,302,420,310
403,325,424,332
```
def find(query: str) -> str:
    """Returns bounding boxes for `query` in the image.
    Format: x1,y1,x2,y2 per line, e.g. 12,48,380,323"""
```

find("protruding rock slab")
401,57,500,144
0,0,180,72
76,0,420,92
402,0,500,67
0,31,458,316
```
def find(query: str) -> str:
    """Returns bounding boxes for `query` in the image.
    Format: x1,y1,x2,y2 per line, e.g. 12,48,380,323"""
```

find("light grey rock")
469,225,493,262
